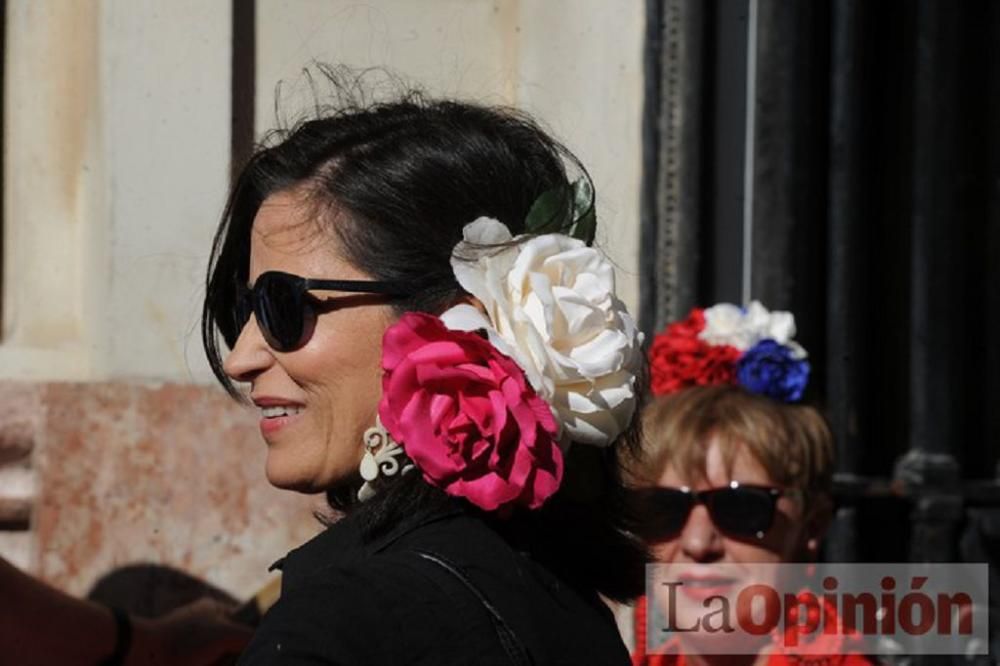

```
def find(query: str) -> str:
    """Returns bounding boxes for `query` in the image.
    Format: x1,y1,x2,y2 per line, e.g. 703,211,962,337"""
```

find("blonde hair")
623,385,834,507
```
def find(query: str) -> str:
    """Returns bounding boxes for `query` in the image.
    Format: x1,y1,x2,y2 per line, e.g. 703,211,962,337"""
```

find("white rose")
440,218,643,447
700,300,798,351
700,303,752,349
744,301,796,345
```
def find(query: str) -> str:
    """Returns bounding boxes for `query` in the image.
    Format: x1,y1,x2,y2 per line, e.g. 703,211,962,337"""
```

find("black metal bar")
823,0,868,565
834,474,1000,506
825,0,871,477
906,0,962,464
230,0,256,184
666,0,706,325
831,476,903,500
748,0,830,397
0,0,6,337
896,1,964,572
639,0,665,338
706,0,748,305
640,0,707,336
983,1,1000,480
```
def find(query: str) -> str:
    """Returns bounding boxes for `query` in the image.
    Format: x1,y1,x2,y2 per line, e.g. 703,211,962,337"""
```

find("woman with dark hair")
202,86,647,664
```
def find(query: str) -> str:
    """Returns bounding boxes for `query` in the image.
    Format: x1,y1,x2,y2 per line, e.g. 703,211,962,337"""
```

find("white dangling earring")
357,414,414,501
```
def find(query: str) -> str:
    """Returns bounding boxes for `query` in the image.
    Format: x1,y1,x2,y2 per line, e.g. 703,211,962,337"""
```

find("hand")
127,598,252,666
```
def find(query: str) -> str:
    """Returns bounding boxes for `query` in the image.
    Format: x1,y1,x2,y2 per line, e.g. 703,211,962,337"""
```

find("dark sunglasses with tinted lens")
223,270,414,352
628,482,783,540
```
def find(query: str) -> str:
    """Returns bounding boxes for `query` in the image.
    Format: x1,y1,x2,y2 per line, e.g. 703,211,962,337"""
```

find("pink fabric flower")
379,312,563,512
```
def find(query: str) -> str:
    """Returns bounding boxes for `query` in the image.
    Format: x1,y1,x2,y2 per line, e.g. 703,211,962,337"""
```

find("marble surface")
0,380,322,603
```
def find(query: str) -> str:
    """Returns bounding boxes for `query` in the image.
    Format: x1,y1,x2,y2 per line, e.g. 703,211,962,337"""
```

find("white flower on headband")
440,218,643,448
700,301,801,355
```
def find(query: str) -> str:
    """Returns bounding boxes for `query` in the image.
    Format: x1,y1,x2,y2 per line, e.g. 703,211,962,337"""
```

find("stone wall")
0,381,320,603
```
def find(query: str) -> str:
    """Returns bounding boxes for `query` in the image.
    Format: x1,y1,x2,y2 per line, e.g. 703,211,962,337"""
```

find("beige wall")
2,0,645,385
257,0,645,323
514,1,645,313
3,0,233,384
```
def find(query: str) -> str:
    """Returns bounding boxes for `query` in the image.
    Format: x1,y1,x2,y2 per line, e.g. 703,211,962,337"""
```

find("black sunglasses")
628,482,783,540
223,270,414,352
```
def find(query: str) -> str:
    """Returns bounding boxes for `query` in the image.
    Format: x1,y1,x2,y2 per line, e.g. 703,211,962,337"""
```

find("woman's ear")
803,494,834,558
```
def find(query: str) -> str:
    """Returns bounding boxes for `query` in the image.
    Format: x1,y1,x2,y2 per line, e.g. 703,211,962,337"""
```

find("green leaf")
569,178,596,245
524,185,569,235
522,178,596,245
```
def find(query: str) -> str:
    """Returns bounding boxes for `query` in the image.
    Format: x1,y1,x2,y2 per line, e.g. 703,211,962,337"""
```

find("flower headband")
373,216,644,512
648,301,810,402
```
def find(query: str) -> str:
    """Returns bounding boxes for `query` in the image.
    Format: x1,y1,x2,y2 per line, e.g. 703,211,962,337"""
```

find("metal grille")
642,2,1000,659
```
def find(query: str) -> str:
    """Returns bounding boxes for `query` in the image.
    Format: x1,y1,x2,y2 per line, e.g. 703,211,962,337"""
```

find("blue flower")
736,339,810,402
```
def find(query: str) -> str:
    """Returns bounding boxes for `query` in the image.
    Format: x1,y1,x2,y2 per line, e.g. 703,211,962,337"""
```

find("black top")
238,505,631,665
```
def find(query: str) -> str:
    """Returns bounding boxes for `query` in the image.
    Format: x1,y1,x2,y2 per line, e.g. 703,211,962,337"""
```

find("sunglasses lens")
632,489,693,540
257,274,308,351
221,283,253,348
708,487,777,537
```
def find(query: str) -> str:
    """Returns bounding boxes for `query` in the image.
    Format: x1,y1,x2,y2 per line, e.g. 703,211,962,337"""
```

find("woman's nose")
678,504,725,562
222,315,274,383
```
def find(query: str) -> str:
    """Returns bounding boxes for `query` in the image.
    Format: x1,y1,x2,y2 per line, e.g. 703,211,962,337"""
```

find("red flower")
648,308,740,396
668,307,706,339
379,313,563,512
